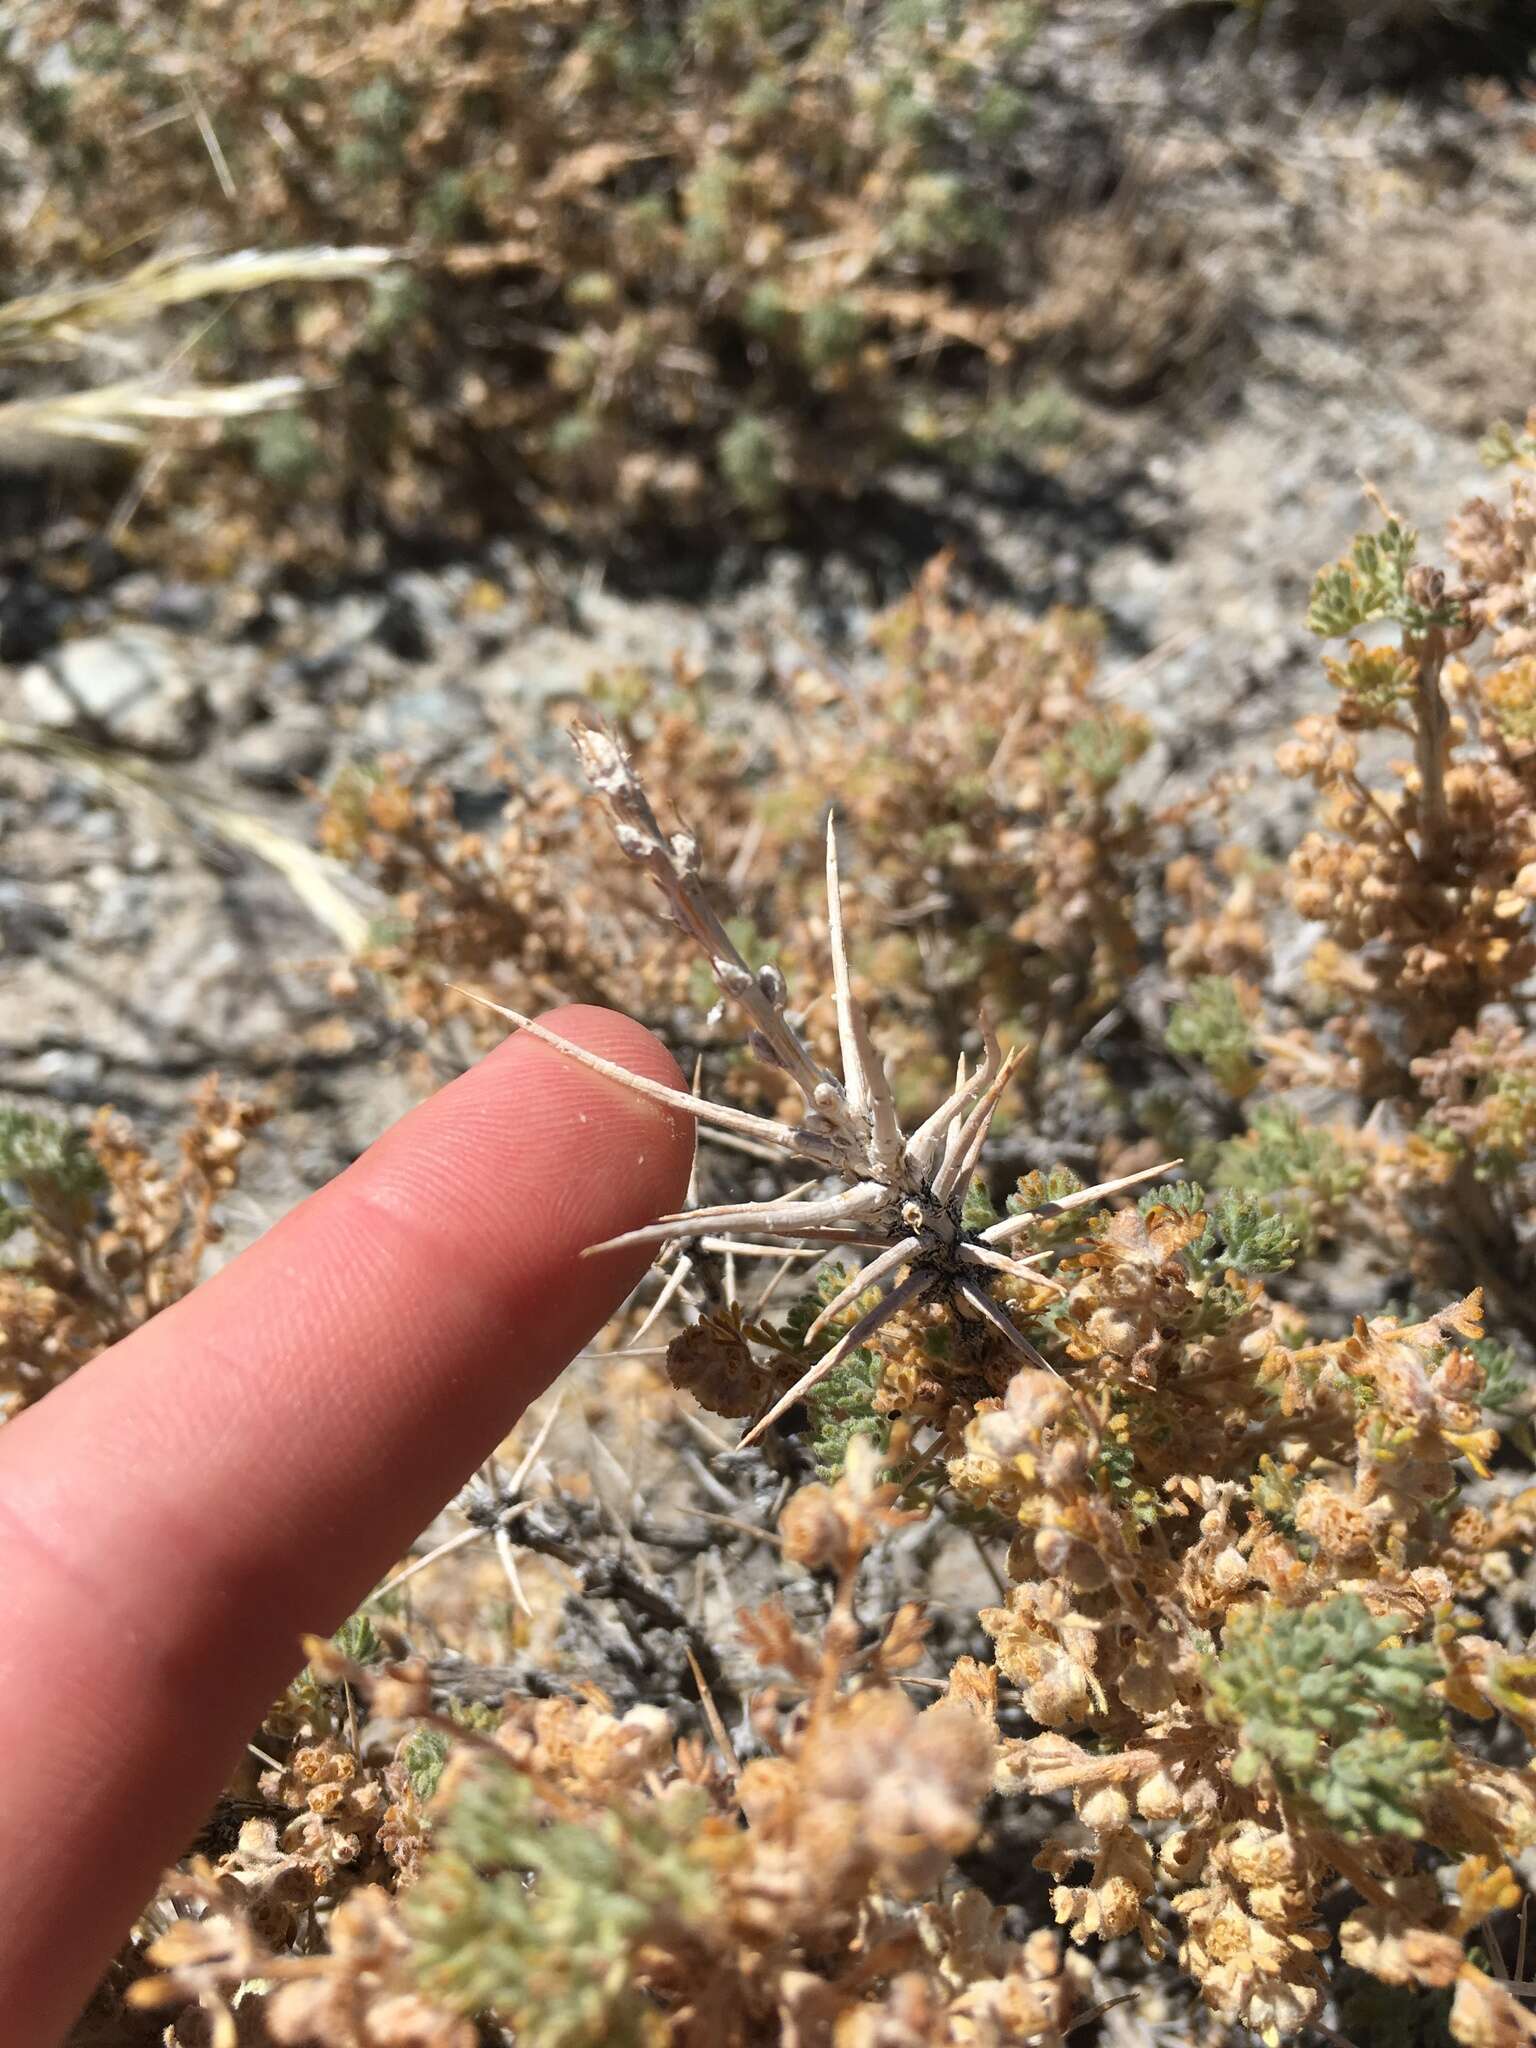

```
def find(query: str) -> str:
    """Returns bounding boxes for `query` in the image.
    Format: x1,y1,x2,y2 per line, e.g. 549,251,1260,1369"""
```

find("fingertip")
510,1000,696,1191
344,1002,695,1282
532,1000,691,1094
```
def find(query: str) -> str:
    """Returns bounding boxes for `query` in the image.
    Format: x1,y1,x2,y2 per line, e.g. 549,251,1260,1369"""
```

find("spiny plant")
321,560,1160,1126
50,437,1536,2048
456,723,1178,1451
125,737,1536,2048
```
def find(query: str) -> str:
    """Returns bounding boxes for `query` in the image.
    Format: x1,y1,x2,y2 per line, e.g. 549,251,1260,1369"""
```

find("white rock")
229,706,333,789
16,628,205,757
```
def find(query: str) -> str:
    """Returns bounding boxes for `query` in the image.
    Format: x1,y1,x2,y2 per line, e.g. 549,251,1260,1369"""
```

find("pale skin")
0,1007,694,2047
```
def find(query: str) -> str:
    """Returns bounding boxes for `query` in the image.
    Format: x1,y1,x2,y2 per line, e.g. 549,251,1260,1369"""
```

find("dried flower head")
459,728,1175,1446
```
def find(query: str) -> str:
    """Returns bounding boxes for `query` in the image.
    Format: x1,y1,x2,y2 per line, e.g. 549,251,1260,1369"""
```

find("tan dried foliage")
0,1077,266,1419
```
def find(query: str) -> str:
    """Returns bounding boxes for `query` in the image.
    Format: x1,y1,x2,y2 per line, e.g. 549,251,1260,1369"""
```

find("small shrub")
1207,1596,1451,1838
2,0,1214,562
0,1082,265,1419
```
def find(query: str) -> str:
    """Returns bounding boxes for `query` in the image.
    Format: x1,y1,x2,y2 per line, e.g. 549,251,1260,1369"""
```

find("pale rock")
17,628,205,757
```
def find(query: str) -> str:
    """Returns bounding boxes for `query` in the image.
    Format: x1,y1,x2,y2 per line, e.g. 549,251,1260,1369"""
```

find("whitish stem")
906,1021,1002,1175
958,1241,1070,1295
804,1235,923,1344
494,1524,533,1618
824,815,904,1172
933,1046,1024,1205
826,814,867,1117
374,1498,534,1600
572,723,832,1106
955,1278,1056,1373
448,985,840,1166
699,1239,830,1259
373,1523,485,1596
980,1159,1182,1246
631,1255,695,1344
587,1181,887,1257
750,1247,811,1317
507,1396,563,1494
739,1270,928,1449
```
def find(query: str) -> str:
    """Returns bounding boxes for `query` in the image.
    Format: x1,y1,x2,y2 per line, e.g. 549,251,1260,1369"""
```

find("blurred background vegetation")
1,0,1526,573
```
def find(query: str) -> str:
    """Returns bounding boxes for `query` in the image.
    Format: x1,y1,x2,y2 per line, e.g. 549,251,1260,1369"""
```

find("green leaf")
403,1726,451,1801
1307,519,1464,639
407,1761,713,2043
1206,1597,1449,1840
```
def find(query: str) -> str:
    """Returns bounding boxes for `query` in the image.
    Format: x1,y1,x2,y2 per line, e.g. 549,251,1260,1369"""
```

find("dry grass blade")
0,375,308,457
0,246,394,362
0,720,377,955
0,243,394,474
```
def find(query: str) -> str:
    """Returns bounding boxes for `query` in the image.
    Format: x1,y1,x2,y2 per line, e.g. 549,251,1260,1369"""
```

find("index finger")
0,1005,694,2043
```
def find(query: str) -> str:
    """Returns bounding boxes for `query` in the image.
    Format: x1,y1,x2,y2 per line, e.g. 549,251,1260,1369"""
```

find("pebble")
15,628,205,757
85,874,155,948
147,583,216,632
358,683,486,759
376,587,432,662
202,650,268,732
35,1046,106,1096
0,880,66,956
0,577,64,663
229,706,334,790
294,594,388,681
